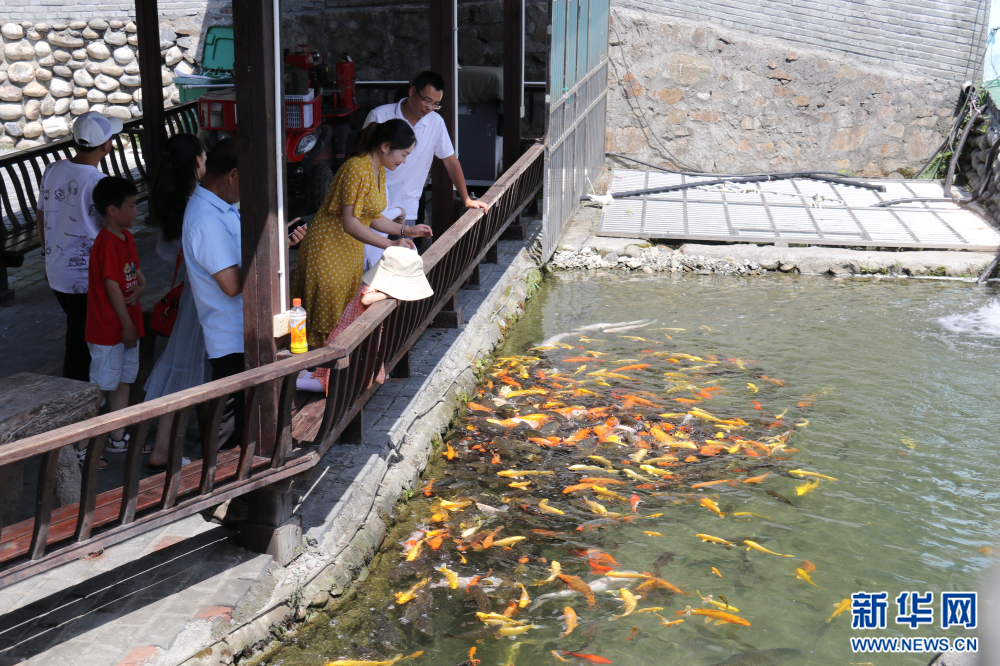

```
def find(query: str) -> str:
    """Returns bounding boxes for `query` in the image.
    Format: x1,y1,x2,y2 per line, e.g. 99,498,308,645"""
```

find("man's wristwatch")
400,223,406,237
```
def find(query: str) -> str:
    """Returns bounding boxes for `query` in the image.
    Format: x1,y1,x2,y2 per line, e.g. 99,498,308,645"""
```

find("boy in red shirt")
83,176,145,465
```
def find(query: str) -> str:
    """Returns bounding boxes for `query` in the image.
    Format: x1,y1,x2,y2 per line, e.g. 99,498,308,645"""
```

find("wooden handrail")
0,140,545,587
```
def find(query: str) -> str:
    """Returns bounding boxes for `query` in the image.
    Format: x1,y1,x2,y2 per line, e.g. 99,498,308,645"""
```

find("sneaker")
105,432,130,453
77,446,109,469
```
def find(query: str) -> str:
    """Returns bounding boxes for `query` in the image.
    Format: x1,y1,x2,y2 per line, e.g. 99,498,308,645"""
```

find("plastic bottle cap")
292,298,301,306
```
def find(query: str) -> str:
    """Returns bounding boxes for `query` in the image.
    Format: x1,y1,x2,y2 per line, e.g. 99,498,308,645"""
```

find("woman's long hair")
149,134,206,242
351,119,416,158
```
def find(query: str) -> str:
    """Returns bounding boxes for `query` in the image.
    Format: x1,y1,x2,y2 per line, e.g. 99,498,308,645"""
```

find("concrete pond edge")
176,243,545,666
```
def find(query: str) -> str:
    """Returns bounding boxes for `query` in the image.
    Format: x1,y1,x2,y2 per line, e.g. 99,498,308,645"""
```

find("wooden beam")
430,0,457,238
232,0,284,459
503,0,524,171
134,0,165,177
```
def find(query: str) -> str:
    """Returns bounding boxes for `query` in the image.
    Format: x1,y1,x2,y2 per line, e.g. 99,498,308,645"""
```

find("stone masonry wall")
605,8,958,176
281,0,549,82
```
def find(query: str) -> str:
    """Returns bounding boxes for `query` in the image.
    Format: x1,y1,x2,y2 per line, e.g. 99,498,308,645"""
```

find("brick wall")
615,0,989,83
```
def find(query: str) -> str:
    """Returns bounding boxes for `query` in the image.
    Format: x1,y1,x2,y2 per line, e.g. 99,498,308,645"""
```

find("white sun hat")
362,246,434,301
72,111,123,147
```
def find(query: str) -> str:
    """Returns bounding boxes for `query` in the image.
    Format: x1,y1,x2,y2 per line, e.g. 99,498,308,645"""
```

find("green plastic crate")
177,26,234,103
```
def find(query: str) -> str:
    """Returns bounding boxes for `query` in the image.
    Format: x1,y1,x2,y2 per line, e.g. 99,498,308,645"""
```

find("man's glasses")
419,94,442,109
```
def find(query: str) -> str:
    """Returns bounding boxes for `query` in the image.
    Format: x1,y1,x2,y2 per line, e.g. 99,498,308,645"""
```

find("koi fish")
592,486,629,501
732,511,772,520
564,483,599,493
583,499,610,516
446,444,457,460
630,450,649,464
532,560,562,585
558,574,596,608
552,651,572,662
761,376,785,386
697,534,736,547
712,567,724,578
569,465,614,473
538,499,564,515
635,575,689,596
394,578,430,604
612,588,638,619
505,389,549,398
498,624,540,636
827,598,851,622
639,464,673,478
743,472,770,484
323,651,423,666
588,454,616,467
580,477,628,485
796,567,822,588
438,565,460,589
562,653,613,665
795,479,820,496
747,382,759,393
611,364,651,373
797,394,817,408
691,479,736,488
566,427,594,443
700,498,726,517
517,583,530,608
654,614,685,627
644,531,665,537
744,540,794,558
605,571,650,580
493,536,527,547
563,357,603,363
476,612,527,626
634,607,664,614
625,626,639,641
766,489,797,506
675,606,750,626
559,606,578,638
498,469,555,478
406,541,423,562
423,479,436,496
440,499,473,510
631,495,644,513
789,469,838,482
751,401,762,410
509,481,532,490
696,590,738,611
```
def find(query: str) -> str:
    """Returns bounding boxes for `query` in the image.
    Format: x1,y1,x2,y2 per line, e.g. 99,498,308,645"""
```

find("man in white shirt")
363,71,489,269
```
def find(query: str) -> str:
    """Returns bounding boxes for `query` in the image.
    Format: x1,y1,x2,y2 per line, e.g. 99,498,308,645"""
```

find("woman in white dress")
143,134,208,472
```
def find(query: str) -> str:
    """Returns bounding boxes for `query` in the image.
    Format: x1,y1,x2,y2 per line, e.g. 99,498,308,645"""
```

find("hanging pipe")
581,172,885,202
944,106,982,197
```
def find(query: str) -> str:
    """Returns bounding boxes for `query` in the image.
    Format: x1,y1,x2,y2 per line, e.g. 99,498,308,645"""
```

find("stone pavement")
0,216,541,666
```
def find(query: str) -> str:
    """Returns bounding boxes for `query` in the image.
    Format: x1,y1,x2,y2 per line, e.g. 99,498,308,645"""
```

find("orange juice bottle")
289,298,308,354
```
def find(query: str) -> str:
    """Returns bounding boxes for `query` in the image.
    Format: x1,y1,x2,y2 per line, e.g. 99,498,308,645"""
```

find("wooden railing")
0,141,544,589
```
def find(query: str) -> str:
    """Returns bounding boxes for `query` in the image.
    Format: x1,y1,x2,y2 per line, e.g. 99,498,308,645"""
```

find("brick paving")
0,215,541,666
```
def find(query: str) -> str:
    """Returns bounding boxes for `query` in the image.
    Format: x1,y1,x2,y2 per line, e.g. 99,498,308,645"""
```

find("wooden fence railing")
0,141,544,589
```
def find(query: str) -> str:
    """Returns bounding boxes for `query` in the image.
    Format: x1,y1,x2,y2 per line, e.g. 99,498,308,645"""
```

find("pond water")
264,272,1000,666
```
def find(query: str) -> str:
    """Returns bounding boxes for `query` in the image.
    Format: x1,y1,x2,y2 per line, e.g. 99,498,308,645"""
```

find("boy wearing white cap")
35,111,123,382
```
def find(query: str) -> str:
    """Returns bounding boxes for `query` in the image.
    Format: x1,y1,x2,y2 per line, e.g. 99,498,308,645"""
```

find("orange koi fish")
630,494,643,513
563,357,603,363
797,394,817,408
423,479,436,496
761,376,786,386
751,401,762,410
674,397,702,404
558,574,596,608
559,606,578,638
563,483,599,494
562,653,613,665
635,575,689,596
691,479,736,489
675,606,750,626
743,472,770,483
611,364,651,373
566,427,593,443
580,477,628,485
467,402,492,413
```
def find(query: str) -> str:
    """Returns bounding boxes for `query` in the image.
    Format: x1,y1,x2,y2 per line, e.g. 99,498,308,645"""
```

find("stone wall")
282,0,548,82
0,17,211,150
615,0,988,84
605,8,958,176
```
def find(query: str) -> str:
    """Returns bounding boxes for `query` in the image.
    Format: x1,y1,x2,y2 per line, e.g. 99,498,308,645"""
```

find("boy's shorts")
88,342,139,391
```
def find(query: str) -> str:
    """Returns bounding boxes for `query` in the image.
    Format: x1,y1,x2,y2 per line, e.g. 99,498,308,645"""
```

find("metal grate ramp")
598,169,1000,250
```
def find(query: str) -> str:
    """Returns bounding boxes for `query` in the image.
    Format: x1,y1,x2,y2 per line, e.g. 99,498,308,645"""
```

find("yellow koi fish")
605,571,650,579
584,499,610,516
538,499,565,515
744,540,794,558
437,565,460,589
789,469,837,482
592,486,629,501
630,450,648,463
588,455,616,467
569,464,613,473
827,598,851,622
732,512,772,520
533,560,562,585
439,499,473,510
634,607,664,614
697,534,736,547
699,498,725,517
324,651,423,666
796,419,809,427
711,567,724,578
795,479,820,496
518,582,530,608
493,536,527,547
498,469,556,478
747,383,759,393
477,611,528,626
394,578,430,604
612,588,638,619
623,468,653,482
640,464,674,478
405,541,423,562
559,606,578,638
654,614,686,627
498,624,540,636
796,567,823,588
644,531,665,537
508,481,532,490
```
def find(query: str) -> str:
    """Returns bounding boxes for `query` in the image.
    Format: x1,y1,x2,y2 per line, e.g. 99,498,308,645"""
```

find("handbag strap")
168,251,182,291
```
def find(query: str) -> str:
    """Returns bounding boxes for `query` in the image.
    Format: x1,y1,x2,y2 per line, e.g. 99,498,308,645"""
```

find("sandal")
105,432,130,454
76,447,109,470
146,457,191,474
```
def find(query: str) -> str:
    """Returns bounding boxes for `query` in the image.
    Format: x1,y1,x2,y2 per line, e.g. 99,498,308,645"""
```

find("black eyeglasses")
419,94,442,109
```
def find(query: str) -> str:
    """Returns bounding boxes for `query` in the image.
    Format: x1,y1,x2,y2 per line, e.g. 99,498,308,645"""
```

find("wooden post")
232,0,284,459
430,0,457,238
431,294,463,328
134,0,165,178
503,0,524,172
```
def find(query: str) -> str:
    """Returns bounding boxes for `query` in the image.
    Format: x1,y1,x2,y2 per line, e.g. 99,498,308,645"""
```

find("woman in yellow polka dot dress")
292,119,433,347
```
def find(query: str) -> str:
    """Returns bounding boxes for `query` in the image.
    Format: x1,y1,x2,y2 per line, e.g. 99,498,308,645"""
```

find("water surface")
266,273,1000,666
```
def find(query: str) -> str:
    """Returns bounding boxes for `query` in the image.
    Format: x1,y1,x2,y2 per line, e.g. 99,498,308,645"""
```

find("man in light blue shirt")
182,138,245,448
